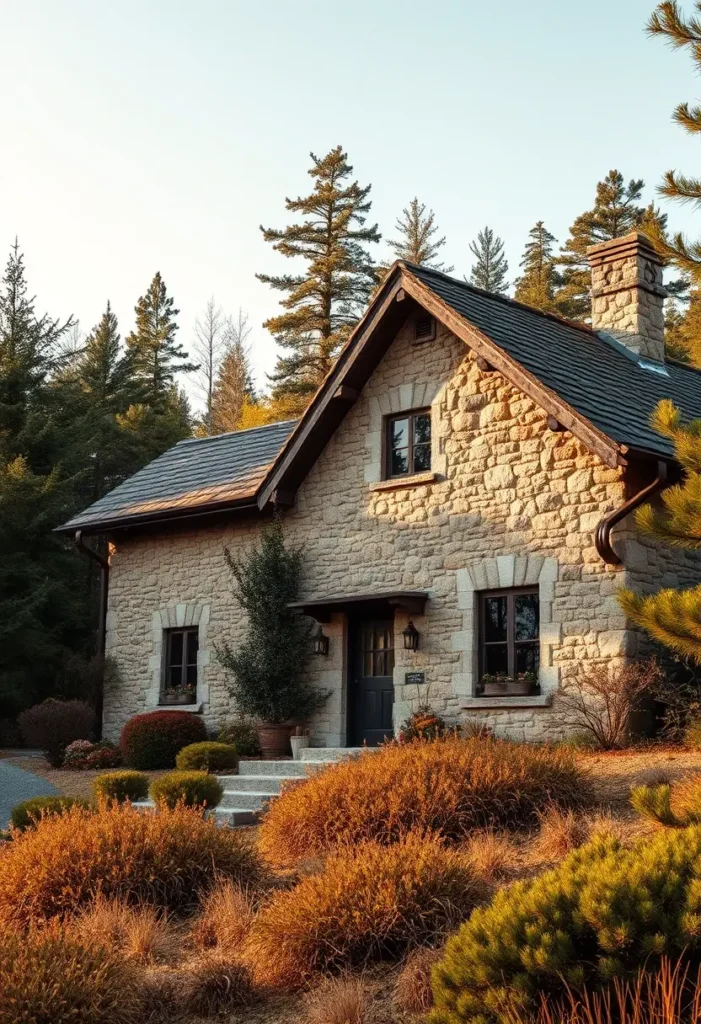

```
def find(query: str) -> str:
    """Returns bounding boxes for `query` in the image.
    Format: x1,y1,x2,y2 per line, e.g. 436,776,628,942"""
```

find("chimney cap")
586,231,662,265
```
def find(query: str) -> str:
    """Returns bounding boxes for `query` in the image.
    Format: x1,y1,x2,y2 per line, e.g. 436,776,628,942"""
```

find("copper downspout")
74,529,109,657
595,460,669,566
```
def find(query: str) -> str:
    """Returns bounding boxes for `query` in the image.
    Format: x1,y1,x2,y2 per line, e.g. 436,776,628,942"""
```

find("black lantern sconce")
402,619,420,652
313,627,330,656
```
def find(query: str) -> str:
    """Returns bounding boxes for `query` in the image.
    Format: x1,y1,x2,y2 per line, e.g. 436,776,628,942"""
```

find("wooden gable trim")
258,263,623,509
399,271,623,470
257,270,408,508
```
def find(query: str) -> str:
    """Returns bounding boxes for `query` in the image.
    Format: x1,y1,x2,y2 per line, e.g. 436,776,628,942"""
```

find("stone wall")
103,314,701,745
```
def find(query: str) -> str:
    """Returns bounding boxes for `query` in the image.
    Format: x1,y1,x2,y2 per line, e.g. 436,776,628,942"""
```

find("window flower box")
478,672,537,697
161,685,197,706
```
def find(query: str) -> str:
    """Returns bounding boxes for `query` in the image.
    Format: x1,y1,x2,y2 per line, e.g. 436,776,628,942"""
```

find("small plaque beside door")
405,671,425,686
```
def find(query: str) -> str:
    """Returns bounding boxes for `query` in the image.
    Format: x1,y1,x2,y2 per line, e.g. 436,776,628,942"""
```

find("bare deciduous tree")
193,296,226,433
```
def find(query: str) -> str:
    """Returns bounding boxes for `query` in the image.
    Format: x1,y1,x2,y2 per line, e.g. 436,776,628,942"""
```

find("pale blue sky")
1,0,699,407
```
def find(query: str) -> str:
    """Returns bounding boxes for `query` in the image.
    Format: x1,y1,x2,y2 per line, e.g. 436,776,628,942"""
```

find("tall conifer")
646,3,701,276
388,198,453,272
211,311,254,435
467,227,509,294
514,221,561,312
258,146,380,411
125,272,197,404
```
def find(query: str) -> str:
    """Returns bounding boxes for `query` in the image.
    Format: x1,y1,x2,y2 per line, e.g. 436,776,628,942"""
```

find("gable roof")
60,261,701,536
58,420,296,533
407,263,701,460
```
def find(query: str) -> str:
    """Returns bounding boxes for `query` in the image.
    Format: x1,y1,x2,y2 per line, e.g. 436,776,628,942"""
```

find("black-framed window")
386,409,431,478
162,627,198,701
479,588,539,684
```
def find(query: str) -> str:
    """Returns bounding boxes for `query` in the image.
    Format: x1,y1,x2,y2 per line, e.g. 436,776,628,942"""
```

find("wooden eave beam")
400,272,623,470
258,272,409,508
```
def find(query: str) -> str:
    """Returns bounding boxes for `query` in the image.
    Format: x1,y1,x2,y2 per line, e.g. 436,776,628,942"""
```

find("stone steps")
133,747,377,826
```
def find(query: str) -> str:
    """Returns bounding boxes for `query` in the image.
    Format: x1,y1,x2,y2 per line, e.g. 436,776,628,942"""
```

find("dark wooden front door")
349,620,395,747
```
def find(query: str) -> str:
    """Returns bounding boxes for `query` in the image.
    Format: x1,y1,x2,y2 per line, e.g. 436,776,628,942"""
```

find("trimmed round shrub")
244,835,478,988
150,770,224,810
93,770,149,804
18,698,96,767
175,741,238,772
0,921,143,1024
11,795,88,832
120,710,207,769
217,719,261,757
0,801,263,924
259,736,589,864
430,825,701,1024
63,739,121,770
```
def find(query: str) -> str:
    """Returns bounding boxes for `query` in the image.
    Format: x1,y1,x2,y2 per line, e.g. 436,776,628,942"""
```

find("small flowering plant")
398,703,447,743
62,739,121,770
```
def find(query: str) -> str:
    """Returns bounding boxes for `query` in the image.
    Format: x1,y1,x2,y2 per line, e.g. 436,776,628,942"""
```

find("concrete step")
132,800,259,827
219,790,277,811
300,746,370,761
238,759,306,777
223,774,300,794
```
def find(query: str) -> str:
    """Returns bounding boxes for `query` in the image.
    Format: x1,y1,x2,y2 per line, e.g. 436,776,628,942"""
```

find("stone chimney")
587,231,667,363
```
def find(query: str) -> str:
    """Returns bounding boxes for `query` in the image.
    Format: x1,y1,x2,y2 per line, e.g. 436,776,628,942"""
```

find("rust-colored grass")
303,976,375,1024
244,834,479,988
259,737,589,865
394,947,442,1013
190,878,256,952
0,920,143,1024
0,801,263,925
505,957,701,1024
73,896,180,964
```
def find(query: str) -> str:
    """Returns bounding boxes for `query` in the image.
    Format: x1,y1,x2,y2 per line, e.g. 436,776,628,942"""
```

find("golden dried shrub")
259,737,588,865
0,801,263,925
244,835,478,988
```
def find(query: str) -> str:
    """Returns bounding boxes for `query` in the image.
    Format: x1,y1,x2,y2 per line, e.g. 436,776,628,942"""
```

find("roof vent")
413,314,435,342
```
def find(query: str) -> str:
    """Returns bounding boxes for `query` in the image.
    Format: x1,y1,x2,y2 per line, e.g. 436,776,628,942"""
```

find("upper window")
386,410,431,478
478,588,539,695
162,627,198,704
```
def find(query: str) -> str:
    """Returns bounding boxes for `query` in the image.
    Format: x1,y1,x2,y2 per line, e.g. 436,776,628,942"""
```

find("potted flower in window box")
162,683,197,706
479,671,537,697
217,520,330,758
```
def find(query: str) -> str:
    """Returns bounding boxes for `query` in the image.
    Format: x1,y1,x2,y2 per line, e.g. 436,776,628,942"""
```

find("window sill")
152,702,203,713
460,694,552,710
370,472,438,493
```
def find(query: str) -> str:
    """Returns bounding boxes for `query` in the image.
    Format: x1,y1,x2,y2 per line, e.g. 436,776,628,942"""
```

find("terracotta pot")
256,723,293,758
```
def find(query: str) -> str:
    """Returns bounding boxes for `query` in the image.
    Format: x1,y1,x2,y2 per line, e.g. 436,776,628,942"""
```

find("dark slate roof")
59,420,297,532
408,263,701,459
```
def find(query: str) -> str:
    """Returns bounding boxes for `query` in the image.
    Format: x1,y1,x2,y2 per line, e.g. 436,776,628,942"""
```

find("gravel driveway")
0,758,59,827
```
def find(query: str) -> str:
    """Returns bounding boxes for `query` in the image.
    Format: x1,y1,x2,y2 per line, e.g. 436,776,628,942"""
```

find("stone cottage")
59,232,701,746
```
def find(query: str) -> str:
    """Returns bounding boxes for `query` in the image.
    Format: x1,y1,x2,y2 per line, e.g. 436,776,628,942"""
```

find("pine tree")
125,272,197,404
388,198,453,272
466,227,509,294
210,310,254,434
646,3,701,276
619,399,701,661
665,286,701,365
514,221,561,312
258,146,380,412
556,170,658,320
0,243,86,715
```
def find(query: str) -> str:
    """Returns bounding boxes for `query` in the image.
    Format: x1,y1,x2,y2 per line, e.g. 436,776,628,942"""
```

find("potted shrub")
217,519,329,757
480,671,537,697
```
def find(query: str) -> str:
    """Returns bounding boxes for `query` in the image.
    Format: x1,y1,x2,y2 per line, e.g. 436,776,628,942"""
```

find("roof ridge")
176,419,299,447
401,260,597,338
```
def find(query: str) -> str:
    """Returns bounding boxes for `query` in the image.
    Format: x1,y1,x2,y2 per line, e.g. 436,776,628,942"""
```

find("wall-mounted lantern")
402,619,420,652
313,627,330,656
